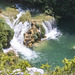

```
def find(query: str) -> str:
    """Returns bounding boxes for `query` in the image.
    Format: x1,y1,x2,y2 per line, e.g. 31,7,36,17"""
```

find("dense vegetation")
0,51,31,75
0,51,75,75
0,17,14,49
2,0,75,18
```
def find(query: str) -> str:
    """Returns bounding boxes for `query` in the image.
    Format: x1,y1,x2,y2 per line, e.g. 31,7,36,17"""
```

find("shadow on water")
58,18,75,34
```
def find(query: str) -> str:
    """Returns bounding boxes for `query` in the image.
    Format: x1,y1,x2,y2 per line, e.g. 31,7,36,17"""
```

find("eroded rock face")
23,21,41,47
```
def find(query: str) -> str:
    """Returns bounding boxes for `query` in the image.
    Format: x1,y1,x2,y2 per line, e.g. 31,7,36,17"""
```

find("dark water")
32,18,75,69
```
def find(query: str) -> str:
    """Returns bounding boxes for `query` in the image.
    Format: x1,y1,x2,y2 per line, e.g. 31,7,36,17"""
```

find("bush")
0,52,31,74
0,18,14,49
19,10,31,23
17,60,31,71
40,25,46,38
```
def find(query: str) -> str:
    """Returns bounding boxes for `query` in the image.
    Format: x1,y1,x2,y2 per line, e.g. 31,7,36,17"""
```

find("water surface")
32,19,75,69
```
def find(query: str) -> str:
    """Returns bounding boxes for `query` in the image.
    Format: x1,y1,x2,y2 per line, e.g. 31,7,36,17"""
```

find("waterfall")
3,11,38,60
3,4,61,60
42,18,62,40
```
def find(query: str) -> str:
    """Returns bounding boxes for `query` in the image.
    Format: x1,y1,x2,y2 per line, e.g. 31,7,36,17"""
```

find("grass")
19,10,31,23
31,14,53,24
2,7,19,21
19,10,53,24
2,7,53,24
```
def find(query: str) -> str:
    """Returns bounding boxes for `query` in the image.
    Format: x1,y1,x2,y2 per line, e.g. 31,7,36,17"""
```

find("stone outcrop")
23,21,41,47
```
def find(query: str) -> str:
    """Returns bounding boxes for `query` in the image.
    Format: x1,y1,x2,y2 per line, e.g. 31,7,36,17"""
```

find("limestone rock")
23,21,41,47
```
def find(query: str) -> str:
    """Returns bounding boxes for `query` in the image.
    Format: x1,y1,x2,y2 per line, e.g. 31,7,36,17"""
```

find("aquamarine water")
32,19,75,69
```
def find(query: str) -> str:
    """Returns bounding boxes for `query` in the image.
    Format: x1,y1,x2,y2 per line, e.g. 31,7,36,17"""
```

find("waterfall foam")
3,11,38,59
42,18,62,40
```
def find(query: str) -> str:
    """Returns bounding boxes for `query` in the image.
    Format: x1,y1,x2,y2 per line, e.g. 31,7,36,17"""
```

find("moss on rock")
23,21,46,47
0,17,14,49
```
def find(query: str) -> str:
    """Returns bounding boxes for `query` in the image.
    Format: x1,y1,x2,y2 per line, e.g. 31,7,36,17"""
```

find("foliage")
40,25,46,38
41,63,51,71
1,50,75,75
32,14,52,24
4,0,75,18
19,10,31,23
0,51,31,74
0,18,14,49
34,24,46,38
17,60,31,71
2,7,19,21
43,57,75,75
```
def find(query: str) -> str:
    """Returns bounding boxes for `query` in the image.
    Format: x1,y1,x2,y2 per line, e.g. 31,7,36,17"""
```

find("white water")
3,4,61,60
3,11,38,59
42,18,62,40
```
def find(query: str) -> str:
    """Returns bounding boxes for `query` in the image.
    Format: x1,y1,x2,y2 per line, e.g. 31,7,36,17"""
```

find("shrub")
41,63,51,71
0,18,14,49
19,10,31,23
40,25,46,38
17,60,31,71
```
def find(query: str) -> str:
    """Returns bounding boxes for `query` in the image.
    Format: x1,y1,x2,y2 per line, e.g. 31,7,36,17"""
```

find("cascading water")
42,18,62,39
3,4,61,60
3,9,38,60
